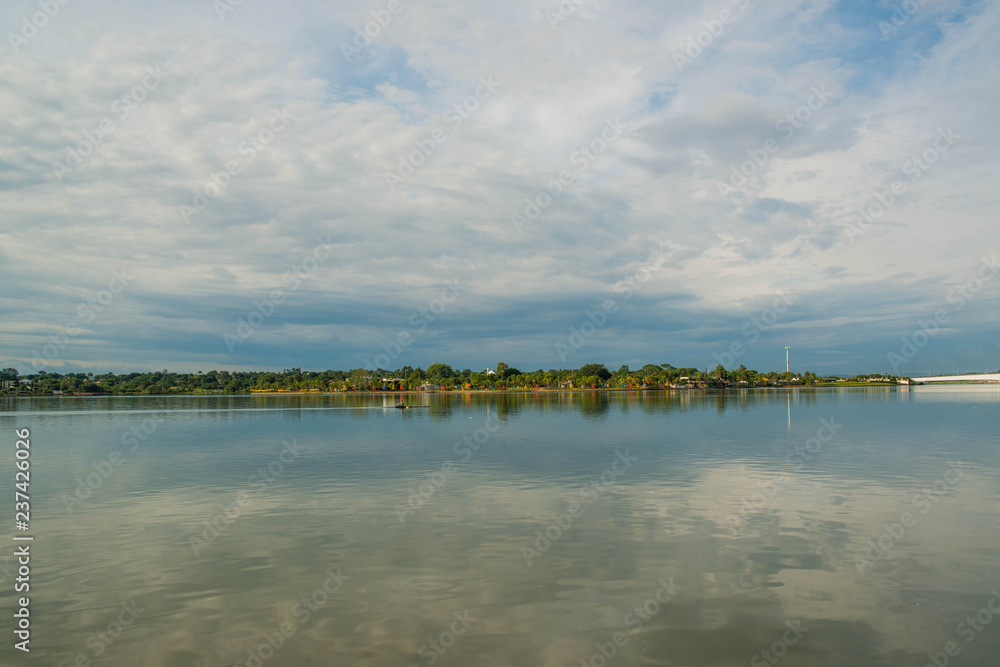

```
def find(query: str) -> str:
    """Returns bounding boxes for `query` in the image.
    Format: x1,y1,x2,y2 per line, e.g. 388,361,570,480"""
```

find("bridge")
910,373,1000,384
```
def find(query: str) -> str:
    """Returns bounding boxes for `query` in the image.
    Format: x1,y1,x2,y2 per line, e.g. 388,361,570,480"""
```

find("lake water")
1,387,999,666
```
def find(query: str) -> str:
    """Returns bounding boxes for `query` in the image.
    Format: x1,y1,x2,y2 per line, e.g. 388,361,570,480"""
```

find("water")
1,387,999,666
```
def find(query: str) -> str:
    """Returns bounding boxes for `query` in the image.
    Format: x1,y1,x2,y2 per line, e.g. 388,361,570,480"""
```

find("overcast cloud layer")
1,0,997,375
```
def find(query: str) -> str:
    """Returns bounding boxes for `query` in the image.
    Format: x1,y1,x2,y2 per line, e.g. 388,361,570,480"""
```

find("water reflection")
0,388,998,666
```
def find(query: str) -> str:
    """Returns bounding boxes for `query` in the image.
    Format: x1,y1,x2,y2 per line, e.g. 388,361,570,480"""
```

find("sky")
1,0,997,376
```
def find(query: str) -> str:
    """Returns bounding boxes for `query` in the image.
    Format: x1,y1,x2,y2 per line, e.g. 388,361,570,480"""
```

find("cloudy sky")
1,0,997,376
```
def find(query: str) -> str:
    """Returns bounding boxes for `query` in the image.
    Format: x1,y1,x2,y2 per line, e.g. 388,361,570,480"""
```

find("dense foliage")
0,363,881,395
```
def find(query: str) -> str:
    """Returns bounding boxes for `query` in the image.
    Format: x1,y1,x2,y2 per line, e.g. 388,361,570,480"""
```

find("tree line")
0,363,870,395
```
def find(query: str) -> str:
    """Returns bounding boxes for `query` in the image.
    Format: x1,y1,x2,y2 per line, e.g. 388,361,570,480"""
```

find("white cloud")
0,0,997,373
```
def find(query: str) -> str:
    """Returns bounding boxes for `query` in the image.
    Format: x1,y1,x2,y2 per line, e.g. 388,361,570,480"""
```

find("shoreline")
5,385,933,397
8,384,998,398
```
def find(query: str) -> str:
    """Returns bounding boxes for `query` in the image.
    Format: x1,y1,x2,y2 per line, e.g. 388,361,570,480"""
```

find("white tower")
785,346,790,373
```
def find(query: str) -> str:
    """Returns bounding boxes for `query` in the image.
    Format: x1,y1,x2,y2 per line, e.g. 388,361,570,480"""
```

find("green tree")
712,365,730,382
427,363,454,379
578,363,611,381
349,368,373,390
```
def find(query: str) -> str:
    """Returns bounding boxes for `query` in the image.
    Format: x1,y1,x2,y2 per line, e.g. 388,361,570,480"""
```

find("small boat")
394,403,408,410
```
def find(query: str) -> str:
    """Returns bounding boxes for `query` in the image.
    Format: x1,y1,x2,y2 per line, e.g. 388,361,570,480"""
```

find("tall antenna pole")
785,346,790,373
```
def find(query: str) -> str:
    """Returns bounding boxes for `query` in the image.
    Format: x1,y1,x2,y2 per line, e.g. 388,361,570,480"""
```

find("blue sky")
1,0,998,376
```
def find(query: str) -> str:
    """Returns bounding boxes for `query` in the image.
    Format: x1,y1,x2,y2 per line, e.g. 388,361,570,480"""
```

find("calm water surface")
1,387,999,666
